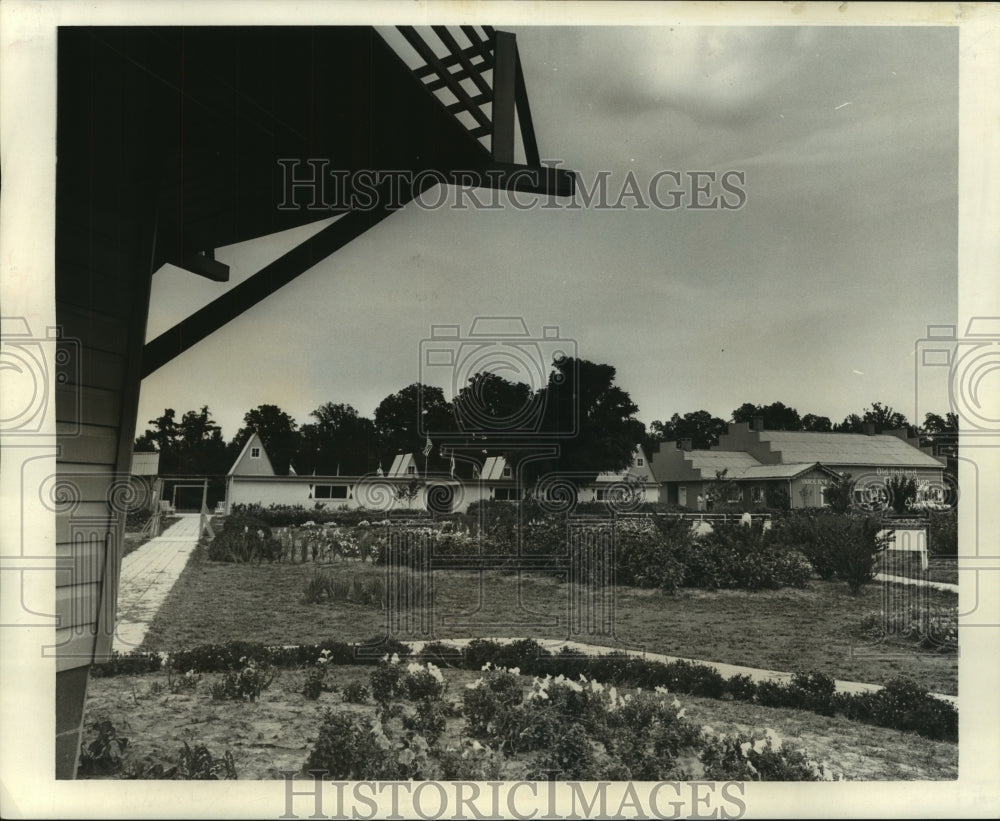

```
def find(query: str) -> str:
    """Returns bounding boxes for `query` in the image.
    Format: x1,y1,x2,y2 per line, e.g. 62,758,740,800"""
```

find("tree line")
135,359,958,481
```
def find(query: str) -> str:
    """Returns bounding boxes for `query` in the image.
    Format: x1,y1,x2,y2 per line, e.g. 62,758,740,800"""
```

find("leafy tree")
374,384,455,468
229,404,299,475
706,469,741,511
296,403,377,476
824,472,855,513
136,408,180,456
731,401,802,431
885,475,918,515
135,406,228,477
394,479,423,509
649,410,728,450
452,372,536,434
523,358,645,487
835,402,909,434
175,406,229,476
801,413,833,432
920,411,958,455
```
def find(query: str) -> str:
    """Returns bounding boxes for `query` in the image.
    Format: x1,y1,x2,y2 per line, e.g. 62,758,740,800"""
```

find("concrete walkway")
113,514,202,652
405,637,959,707
875,573,959,594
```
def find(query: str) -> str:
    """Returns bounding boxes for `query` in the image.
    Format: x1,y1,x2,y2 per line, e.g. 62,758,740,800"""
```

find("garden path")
112,514,202,653
875,573,959,594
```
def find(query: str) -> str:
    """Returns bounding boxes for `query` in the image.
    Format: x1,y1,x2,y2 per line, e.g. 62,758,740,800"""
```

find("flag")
423,435,433,457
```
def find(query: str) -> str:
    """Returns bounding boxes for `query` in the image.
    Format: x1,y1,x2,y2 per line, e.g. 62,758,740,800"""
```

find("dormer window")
250,447,261,458
502,466,512,478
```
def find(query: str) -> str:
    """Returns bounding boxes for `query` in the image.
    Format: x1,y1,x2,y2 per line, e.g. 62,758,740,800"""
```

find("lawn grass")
140,551,958,695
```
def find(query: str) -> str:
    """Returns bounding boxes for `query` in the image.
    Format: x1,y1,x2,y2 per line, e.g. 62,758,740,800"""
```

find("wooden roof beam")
413,43,492,77
432,26,493,99
398,26,492,131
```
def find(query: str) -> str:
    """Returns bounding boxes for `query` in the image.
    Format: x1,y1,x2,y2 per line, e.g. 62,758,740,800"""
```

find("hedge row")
91,638,956,742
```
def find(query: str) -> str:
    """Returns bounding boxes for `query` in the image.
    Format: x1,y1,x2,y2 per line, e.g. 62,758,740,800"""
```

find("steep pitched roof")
227,432,276,477
387,453,419,477
757,431,944,467
480,455,511,481
594,445,658,484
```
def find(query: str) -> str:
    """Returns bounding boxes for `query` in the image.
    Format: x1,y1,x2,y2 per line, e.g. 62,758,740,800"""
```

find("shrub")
207,514,282,562
614,518,686,592
209,658,276,702
368,657,408,704
436,739,504,780
302,650,336,699
770,513,837,580
836,514,891,594
304,710,400,780
403,662,446,701
341,681,370,703
174,742,237,780
838,677,957,741
77,719,132,777
773,511,891,592
167,667,201,693
677,522,812,591
462,666,525,738
402,697,449,745
788,671,838,716
928,510,957,557
302,569,348,604
91,650,163,678
700,730,824,781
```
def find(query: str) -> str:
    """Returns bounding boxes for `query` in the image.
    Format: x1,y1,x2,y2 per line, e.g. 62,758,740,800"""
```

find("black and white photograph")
1,1,998,818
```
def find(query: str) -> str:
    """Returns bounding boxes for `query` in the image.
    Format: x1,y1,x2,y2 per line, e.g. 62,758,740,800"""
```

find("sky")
137,24,958,441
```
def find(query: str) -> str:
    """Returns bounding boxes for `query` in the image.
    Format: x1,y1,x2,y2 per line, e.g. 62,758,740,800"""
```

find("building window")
494,488,518,501
502,466,512,478
314,485,348,499
750,487,764,504
407,465,416,475
636,458,644,467
250,447,260,458
728,486,743,503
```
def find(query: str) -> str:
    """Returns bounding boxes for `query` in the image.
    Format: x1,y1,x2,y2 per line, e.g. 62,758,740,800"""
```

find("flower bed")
91,637,957,742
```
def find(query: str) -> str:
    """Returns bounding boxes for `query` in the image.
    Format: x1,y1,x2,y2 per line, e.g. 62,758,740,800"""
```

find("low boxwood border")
91,637,956,742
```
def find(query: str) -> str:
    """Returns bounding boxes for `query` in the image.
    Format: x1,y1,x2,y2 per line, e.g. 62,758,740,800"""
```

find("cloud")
583,27,820,126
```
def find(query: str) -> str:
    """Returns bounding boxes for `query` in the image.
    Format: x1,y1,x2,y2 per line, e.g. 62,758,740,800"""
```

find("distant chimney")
678,438,693,452
863,423,876,436
751,416,765,432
